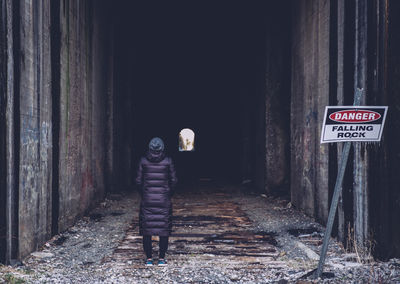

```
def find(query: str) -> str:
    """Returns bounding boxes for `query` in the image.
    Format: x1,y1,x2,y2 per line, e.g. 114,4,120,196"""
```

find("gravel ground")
0,186,399,283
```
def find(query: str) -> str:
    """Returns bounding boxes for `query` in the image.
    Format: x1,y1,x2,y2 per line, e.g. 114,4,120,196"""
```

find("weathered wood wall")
264,2,291,196
383,0,400,259
1,0,113,261
58,0,110,233
290,0,400,259
1,0,399,263
0,0,8,264
290,0,331,223
2,0,19,264
368,0,400,260
17,0,53,258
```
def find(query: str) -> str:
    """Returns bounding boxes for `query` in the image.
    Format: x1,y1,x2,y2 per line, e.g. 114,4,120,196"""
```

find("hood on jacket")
146,137,166,162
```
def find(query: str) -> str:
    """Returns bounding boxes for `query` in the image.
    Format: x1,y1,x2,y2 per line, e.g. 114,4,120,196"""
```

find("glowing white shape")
179,128,195,151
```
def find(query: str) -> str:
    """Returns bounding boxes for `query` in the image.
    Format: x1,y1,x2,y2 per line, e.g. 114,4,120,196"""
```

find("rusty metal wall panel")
291,0,330,222
17,0,53,259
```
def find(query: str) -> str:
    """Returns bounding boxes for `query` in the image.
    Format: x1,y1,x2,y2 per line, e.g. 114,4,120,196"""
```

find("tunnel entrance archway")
111,1,279,190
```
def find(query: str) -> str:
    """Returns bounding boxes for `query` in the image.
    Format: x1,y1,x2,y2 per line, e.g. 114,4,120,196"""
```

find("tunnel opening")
179,128,195,152
111,1,287,191
2,0,399,264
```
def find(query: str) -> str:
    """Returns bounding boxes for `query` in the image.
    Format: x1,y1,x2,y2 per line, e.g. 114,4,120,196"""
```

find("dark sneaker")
145,259,154,266
158,258,167,266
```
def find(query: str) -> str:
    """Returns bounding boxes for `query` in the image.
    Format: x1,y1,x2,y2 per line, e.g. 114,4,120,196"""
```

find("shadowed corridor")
1,0,400,269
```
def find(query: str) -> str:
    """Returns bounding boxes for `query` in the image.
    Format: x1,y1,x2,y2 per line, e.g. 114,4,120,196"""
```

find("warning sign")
321,106,388,143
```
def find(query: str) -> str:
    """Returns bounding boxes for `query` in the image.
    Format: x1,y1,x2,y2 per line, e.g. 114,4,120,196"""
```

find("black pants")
143,235,169,259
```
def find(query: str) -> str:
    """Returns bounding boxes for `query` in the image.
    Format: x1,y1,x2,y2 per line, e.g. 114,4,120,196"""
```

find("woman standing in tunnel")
136,137,178,266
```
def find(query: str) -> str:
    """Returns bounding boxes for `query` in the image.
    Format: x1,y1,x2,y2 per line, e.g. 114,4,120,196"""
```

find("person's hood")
146,137,165,162
146,149,166,163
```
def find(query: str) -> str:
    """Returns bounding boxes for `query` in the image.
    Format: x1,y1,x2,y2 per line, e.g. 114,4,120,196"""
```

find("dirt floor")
1,182,399,283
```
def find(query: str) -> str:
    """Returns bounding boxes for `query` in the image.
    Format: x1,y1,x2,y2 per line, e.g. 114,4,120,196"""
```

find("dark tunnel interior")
2,0,400,264
112,1,275,187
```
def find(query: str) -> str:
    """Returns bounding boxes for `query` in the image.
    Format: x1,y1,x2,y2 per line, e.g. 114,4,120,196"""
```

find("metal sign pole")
314,88,363,279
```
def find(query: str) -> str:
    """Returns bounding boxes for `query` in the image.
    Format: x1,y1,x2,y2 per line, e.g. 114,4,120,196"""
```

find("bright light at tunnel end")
179,128,195,152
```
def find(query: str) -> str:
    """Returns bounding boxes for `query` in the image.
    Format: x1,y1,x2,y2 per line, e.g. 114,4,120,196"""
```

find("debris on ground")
0,185,399,283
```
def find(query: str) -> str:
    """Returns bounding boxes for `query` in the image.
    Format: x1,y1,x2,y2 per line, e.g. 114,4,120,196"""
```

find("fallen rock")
229,273,240,281
31,252,54,258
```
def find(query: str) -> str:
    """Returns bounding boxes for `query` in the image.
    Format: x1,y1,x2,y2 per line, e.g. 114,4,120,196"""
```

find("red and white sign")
321,106,388,143
329,110,381,123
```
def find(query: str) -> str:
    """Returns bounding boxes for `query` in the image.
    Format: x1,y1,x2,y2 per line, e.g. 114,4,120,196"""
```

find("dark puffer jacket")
136,149,177,236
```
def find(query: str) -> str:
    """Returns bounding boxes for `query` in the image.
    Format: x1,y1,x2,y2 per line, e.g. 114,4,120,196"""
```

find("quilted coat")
136,148,178,236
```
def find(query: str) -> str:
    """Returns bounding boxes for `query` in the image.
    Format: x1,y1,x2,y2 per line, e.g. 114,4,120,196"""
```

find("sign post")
314,89,388,279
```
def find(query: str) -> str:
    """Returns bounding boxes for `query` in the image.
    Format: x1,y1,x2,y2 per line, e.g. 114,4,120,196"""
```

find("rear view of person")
136,137,178,266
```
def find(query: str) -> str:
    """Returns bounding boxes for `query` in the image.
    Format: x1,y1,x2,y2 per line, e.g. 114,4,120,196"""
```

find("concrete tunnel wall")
289,0,400,259
1,0,400,263
17,0,53,259
57,0,111,233
0,0,113,261
290,0,331,224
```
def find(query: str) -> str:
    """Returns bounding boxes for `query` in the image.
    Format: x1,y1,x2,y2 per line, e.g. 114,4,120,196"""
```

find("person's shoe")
158,258,167,266
145,259,153,266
